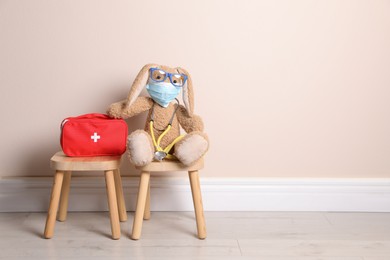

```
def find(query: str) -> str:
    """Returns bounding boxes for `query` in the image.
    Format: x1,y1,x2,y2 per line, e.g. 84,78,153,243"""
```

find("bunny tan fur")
107,64,209,167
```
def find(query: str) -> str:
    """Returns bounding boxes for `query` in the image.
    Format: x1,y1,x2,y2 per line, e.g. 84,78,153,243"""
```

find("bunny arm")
176,105,204,133
107,96,153,119
175,105,209,166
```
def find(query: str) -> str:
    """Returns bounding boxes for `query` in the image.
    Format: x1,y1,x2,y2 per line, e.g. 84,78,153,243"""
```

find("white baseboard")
1,177,390,212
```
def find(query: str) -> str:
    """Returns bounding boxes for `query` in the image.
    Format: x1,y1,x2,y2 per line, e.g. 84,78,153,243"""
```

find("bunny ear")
177,67,194,117
126,64,157,108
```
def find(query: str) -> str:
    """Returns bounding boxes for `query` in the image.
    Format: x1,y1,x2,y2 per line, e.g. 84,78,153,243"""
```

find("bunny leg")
127,130,154,167
174,132,209,166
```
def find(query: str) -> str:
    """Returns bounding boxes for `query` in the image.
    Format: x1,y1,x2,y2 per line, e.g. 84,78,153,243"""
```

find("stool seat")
44,152,127,240
131,158,206,240
51,152,121,171
135,158,204,172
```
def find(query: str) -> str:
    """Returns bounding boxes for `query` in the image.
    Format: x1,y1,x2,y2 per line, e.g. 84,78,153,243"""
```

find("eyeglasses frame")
149,68,188,87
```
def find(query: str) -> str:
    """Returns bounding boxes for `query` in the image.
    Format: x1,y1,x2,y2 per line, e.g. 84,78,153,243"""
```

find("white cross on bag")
91,132,101,142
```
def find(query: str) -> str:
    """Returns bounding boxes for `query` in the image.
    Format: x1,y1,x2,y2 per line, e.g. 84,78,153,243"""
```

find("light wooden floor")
0,211,389,259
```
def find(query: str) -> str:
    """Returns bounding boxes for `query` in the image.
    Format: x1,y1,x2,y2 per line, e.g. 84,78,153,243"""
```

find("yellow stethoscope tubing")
150,121,184,159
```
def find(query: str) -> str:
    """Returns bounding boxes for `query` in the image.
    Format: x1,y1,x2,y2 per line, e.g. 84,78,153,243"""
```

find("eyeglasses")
149,68,187,87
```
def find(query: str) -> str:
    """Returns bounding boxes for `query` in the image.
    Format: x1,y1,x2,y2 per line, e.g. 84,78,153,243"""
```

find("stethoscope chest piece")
154,151,167,161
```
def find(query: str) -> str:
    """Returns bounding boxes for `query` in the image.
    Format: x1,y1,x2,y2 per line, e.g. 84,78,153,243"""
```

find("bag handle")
60,113,111,130
72,113,110,120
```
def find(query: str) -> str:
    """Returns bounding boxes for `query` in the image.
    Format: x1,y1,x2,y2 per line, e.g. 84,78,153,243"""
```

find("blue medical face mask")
146,81,181,108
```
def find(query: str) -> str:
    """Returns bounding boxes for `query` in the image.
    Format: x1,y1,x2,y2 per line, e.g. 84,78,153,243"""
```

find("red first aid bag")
60,113,127,157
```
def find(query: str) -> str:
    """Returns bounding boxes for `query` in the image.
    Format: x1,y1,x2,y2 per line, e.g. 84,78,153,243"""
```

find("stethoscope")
149,98,184,161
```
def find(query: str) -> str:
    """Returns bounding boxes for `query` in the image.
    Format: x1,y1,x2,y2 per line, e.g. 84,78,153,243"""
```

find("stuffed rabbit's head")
126,64,195,116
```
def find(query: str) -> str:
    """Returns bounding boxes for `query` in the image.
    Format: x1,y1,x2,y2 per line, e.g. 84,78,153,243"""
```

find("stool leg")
131,171,150,240
44,171,64,239
105,170,121,240
113,169,127,222
188,170,207,239
143,181,151,220
58,171,72,222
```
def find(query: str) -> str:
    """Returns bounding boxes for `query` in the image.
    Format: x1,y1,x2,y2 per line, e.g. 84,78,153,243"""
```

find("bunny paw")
174,132,209,166
127,130,154,167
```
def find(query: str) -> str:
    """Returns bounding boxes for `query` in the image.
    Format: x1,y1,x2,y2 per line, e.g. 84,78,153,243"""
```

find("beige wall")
1,0,389,178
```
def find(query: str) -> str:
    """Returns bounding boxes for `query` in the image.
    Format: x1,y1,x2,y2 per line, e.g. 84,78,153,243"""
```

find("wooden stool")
44,152,127,240
131,158,206,240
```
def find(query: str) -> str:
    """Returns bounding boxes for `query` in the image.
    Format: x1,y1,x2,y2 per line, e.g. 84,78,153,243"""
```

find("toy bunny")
107,64,209,167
